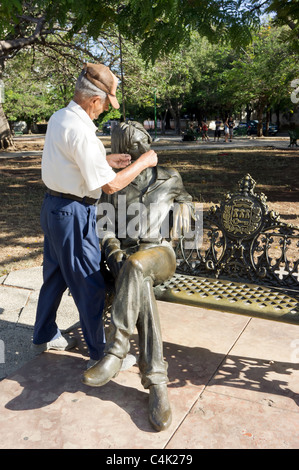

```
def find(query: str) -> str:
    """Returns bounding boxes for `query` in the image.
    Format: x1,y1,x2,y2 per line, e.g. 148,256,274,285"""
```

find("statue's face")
127,128,151,159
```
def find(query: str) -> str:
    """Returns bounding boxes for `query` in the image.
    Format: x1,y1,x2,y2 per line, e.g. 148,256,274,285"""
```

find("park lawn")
0,140,298,276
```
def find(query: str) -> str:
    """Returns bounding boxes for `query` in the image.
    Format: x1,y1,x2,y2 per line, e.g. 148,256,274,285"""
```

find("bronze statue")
83,121,193,432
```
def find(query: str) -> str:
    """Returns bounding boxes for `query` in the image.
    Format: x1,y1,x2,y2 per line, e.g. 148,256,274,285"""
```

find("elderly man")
32,65,157,367
83,121,193,431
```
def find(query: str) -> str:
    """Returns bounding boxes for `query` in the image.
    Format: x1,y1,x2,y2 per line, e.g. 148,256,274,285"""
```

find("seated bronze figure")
83,121,193,432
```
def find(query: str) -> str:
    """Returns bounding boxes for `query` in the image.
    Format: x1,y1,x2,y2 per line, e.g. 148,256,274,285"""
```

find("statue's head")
111,121,152,159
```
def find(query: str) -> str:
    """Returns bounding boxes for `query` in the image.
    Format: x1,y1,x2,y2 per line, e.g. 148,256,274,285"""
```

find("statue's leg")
83,245,175,394
134,246,175,432
83,252,147,387
105,244,176,359
137,276,168,388
137,275,172,432
105,254,145,359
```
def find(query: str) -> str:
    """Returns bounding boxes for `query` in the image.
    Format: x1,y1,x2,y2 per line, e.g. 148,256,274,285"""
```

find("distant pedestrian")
201,121,209,141
228,116,234,141
195,123,202,140
183,121,196,141
224,118,229,142
214,117,222,141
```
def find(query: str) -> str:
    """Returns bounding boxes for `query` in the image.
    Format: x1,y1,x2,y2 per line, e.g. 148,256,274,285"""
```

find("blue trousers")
33,193,106,360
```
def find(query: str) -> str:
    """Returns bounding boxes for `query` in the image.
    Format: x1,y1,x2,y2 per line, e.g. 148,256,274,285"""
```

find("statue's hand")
172,203,191,238
102,236,126,278
107,248,126,278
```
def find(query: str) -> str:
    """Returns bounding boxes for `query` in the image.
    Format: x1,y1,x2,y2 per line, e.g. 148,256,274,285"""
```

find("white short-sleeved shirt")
42,100,116,199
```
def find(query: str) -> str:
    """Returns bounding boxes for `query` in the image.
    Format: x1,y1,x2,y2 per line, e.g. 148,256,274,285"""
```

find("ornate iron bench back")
175,174,299,294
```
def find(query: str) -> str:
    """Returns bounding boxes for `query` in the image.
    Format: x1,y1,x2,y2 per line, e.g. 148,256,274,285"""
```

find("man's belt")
46,188,98,205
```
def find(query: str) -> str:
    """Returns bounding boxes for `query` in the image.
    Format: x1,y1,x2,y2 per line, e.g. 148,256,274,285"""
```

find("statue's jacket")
97,166,193,250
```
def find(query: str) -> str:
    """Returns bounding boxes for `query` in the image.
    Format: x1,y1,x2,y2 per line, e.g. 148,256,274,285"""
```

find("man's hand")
107,153,132,169
138,150,158,168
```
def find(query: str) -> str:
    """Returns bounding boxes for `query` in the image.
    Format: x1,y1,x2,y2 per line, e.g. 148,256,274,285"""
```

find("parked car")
246,120,258,135
234,120,278,136
234,122,248,129
102,120,121,135
263,122,278,135
233,122,248,136
102,121,112,135
233,120,257,135
249,121,278,135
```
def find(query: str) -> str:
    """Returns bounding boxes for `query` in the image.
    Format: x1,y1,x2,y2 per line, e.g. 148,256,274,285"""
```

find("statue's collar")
130,166,170,191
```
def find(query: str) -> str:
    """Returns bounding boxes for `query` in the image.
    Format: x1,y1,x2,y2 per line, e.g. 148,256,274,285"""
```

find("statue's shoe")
83,354,122,387
148,384,172,432
86,353,136,371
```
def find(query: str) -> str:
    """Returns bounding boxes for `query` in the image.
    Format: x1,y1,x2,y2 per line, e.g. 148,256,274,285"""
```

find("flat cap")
83,63,120,109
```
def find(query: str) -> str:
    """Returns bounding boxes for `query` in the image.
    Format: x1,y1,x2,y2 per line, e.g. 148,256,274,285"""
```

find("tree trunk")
256,102,265,137
0,104,13,149
118,31,126,121
246,104,252,122
264,109,270,136
275,106,280,131
160,109,168,135
165,110,171,130
169,103,182,134
175,113,181,135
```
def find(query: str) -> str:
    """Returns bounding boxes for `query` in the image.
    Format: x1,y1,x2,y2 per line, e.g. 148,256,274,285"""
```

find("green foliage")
118,35,196,127
219,23,299,129
3,50,54,123
0,0,22,36
0,0,298,65
119,22,299,127
68,0,119,39
1,0,298,132
96,106,122,128
2,36,93,123
266,0,299,51
115,0,257,62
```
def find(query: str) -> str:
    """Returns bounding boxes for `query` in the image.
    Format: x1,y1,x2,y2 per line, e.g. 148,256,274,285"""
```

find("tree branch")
0,16,47,58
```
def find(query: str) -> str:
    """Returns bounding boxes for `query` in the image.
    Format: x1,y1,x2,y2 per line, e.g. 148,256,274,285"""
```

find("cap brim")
108,94,120,109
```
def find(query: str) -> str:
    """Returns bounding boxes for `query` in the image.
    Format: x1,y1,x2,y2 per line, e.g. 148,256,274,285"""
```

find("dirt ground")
0,137,298,276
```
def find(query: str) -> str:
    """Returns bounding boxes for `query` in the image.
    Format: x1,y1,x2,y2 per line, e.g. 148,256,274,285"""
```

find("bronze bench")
154,174,299,325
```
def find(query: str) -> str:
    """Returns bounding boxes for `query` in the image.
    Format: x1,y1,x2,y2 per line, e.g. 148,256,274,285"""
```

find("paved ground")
0,134,294,159
0,133,298,450
0,266,298,450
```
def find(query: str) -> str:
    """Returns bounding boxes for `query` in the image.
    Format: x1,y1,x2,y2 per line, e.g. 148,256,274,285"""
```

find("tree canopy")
0,0,275,62
1,0,298,66
0,0,298,146
117,22,298,133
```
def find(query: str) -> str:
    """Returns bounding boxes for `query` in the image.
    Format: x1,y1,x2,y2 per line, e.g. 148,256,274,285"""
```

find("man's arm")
102,150,158,194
